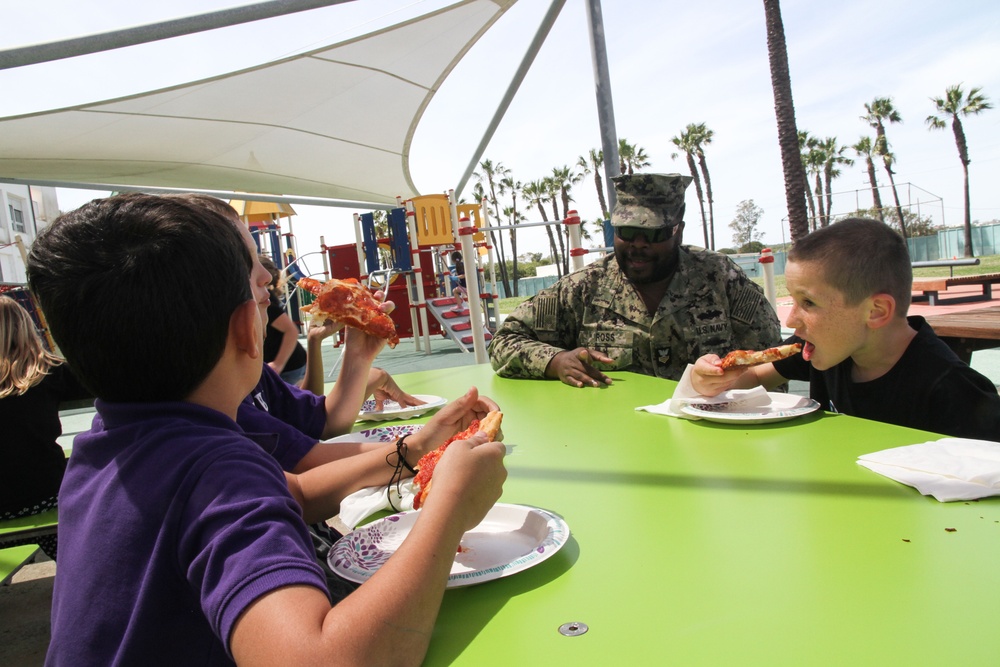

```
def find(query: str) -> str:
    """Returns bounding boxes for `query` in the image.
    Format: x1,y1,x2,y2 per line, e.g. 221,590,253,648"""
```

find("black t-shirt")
263,295,307,373
1,364,90,513
773,316,1000,440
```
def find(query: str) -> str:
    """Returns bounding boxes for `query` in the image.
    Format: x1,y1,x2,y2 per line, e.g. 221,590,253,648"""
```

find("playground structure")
252,190,597,363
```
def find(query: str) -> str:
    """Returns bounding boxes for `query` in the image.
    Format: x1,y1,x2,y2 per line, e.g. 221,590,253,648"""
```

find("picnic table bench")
1,508,58,586
911,271,1000,306
1,545,41,586
0,507,59,550
925,304,1000,364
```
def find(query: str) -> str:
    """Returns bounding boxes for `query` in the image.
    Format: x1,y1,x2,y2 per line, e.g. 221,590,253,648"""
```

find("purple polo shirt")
46,400,328,666
237,364,327,471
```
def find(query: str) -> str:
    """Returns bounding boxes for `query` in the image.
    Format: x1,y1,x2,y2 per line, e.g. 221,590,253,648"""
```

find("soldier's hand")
545,348,614,388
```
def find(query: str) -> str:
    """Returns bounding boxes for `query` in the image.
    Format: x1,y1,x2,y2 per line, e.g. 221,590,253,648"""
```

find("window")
9,202,25,233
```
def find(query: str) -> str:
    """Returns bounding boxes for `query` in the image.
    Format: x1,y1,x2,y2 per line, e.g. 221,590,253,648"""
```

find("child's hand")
691,354,746,396
426,433,506,531
407,387,501,459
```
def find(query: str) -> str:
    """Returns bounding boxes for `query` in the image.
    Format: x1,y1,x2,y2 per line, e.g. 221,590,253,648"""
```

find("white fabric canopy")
0,0,515,205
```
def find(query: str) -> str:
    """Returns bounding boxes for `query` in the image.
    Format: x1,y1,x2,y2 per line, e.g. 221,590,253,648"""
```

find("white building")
0,184,60,284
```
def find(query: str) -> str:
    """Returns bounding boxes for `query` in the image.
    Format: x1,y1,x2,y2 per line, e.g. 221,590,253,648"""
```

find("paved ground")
5,287,999,664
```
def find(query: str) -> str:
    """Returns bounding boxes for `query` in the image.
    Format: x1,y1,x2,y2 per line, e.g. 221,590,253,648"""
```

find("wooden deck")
911,272,1000,306
924,304,1000,363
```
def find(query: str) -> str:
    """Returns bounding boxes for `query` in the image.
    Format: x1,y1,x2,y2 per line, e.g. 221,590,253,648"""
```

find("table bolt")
558,622,589,637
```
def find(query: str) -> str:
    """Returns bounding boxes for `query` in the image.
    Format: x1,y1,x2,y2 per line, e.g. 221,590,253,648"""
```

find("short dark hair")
27,193,253,401
788,217,911,312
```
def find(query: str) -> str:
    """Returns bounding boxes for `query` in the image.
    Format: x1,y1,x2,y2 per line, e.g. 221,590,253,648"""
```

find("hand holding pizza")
691,343,802,396
404,387,501,461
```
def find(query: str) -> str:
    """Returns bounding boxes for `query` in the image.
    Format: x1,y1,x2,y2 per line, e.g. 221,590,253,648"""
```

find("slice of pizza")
720,342,803,370
412,411,503,510
297,277,400,348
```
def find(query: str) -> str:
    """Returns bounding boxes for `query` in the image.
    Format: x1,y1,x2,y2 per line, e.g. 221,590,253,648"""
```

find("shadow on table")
507,466,905,499
424,535,580,664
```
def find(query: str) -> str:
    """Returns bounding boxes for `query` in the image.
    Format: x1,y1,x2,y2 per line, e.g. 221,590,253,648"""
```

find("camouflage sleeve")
488,280,584,379
724,261,782,350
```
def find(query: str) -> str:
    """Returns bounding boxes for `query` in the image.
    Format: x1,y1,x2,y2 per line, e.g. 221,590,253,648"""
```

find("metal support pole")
564,210,585,272
455,0,567,198
0,0,354,70
585,0,620,213
352,212,367,283
759,248,777,312
458,217,489,364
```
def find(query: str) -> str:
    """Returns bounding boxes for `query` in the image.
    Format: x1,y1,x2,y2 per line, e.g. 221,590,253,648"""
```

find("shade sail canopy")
0,0,515,205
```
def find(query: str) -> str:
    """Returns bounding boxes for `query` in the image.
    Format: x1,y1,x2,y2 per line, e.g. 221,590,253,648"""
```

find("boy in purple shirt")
29,194,506,665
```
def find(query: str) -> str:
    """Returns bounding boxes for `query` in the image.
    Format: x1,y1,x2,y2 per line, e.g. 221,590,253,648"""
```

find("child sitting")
691,218,1000,440
28,193,506,665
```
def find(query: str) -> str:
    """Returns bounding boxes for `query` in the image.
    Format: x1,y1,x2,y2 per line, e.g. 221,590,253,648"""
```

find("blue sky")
3,0,999,265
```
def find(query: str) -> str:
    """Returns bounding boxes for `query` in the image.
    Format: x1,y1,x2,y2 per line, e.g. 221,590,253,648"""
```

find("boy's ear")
866,292,896,329
231,299,262,359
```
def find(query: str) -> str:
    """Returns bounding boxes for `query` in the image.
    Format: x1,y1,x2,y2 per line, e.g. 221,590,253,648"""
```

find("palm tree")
500,175,524,295
762,0,809,242
808,141,827,230
690,123,716,249
862,97,908,238
577,149,609,219
926,84,993,258
670,128,710,247
523,179,562,276
851,136,885,223
819,136,854,227
617,138,651,175
798,131,819,230
474,159,512,295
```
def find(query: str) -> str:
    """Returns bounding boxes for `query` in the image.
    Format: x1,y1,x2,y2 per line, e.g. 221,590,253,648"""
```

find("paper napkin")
338,480,415,529
857,438,1000,502
636,364,772,419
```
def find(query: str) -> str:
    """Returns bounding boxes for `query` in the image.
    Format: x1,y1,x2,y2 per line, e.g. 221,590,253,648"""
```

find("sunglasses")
614,225,677,243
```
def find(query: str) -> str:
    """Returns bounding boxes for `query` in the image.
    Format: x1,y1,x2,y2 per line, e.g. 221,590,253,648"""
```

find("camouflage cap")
610,173,692,229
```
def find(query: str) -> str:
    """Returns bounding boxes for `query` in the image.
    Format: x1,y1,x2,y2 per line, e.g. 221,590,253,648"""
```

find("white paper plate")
329,503,570,588
681,392,821,424
357,394,447,422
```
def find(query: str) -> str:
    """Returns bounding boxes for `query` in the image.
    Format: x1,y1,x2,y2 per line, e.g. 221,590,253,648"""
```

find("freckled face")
783,260,870,371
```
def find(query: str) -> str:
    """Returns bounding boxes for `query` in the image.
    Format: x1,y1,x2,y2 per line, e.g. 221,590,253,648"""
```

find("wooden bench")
911,272,1000,306
925,304,1000,364
1,545,41,586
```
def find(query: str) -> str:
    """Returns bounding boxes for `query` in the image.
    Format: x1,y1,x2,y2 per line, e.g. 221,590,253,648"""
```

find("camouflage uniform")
488,173,781,381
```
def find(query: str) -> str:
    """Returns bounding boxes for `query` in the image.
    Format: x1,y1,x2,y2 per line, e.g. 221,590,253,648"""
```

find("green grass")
498,296,528,314
498,255,1000,311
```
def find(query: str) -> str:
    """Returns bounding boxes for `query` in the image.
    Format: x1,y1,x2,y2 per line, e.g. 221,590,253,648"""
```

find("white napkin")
636,364,772,419
338,480,415,529
857,438,1000,502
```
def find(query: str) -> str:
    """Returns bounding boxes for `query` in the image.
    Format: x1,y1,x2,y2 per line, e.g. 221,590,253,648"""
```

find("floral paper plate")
357,394,447,422
324,424,423,444
329,503,570,587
